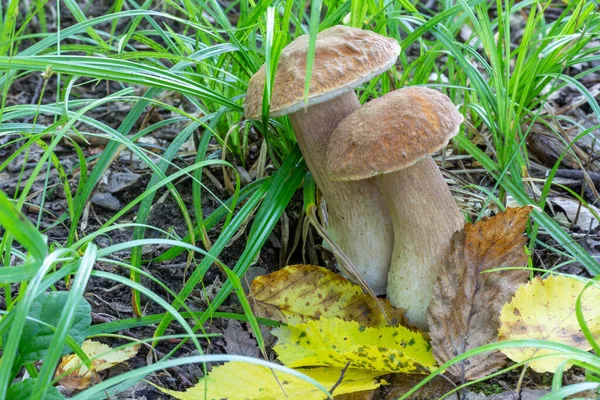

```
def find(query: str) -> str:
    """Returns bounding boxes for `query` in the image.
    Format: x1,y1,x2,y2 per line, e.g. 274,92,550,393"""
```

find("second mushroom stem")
381,156,464,330
288,91,394,295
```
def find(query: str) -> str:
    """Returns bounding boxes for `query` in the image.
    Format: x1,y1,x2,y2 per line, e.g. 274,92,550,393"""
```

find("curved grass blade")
31,244,97,399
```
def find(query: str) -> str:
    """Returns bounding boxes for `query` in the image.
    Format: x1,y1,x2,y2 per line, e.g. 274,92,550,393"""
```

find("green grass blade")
31,244,97,399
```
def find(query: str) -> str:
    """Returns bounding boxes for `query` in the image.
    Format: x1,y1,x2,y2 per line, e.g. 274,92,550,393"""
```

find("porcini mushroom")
245,26,400,294
327,87,464,329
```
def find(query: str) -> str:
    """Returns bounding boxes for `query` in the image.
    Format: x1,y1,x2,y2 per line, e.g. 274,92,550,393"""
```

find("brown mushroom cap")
244,25,400,119
327,87,464,181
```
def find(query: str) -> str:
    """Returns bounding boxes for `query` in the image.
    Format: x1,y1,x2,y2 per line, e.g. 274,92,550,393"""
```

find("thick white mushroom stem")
288,91,394,294
382,156,464,329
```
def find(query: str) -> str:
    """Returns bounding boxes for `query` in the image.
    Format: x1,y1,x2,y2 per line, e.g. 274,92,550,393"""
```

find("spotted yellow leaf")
499,275,600,373
250,265,404,327
273,317,435,373
156,362,387,400
56,340,139,390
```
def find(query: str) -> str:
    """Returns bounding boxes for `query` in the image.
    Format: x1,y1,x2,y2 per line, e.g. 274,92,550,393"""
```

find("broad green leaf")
273,317,435,373
157,362,386,400
499,275,600,373
7,379,64,400
17,292,91,364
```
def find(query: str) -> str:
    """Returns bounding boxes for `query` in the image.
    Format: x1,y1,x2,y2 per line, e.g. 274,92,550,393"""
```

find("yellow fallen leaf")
156,362,387,400
250,265,404,327
56,340,139,390
499,275,600,372
273,317,435,373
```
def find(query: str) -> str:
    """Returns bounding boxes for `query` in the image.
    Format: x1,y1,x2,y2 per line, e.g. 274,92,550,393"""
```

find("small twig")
31,75,44,105
549,169,600,196
515,364,528,396
285,207,305,266
270,368,289,398
329,361,351,394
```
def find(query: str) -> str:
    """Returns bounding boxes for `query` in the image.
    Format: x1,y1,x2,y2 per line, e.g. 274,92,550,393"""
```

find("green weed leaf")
7,379,65,400
17,292,91,365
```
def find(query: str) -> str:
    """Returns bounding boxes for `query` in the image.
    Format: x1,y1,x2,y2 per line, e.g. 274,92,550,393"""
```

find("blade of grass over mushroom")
260,7,275,126
304,0,322,104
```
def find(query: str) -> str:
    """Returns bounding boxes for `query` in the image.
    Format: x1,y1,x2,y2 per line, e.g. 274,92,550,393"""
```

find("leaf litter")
427,207,532,381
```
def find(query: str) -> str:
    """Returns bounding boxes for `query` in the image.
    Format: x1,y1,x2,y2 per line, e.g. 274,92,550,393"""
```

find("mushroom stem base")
383,156,464,330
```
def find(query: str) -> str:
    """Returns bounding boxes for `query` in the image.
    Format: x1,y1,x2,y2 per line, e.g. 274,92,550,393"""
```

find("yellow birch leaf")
156,362,387,400
250,264,404,327
273,317,435,373
499,275,600,373
56,340,139,390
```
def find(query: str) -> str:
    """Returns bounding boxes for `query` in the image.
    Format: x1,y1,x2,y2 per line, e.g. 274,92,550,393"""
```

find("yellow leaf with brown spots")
499,275,600,373
249,265,404,327
273,318,435,373
156,362,387,400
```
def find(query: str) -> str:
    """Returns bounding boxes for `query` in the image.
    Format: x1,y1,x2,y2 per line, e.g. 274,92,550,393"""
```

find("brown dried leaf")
383,374,453,400
427,207,532,381
335,388,377,400
223,320,260,358
249,265,404,328
335,374,454,399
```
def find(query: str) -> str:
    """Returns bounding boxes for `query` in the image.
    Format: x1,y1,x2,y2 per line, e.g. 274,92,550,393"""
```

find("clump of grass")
0,0,599,398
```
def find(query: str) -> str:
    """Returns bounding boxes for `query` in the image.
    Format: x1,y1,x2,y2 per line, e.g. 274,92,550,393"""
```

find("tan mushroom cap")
327,87,463,181
244,25,400,119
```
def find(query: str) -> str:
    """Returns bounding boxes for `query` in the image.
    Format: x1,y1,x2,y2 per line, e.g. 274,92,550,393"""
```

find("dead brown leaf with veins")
427,207,532,381
223,320,260,358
